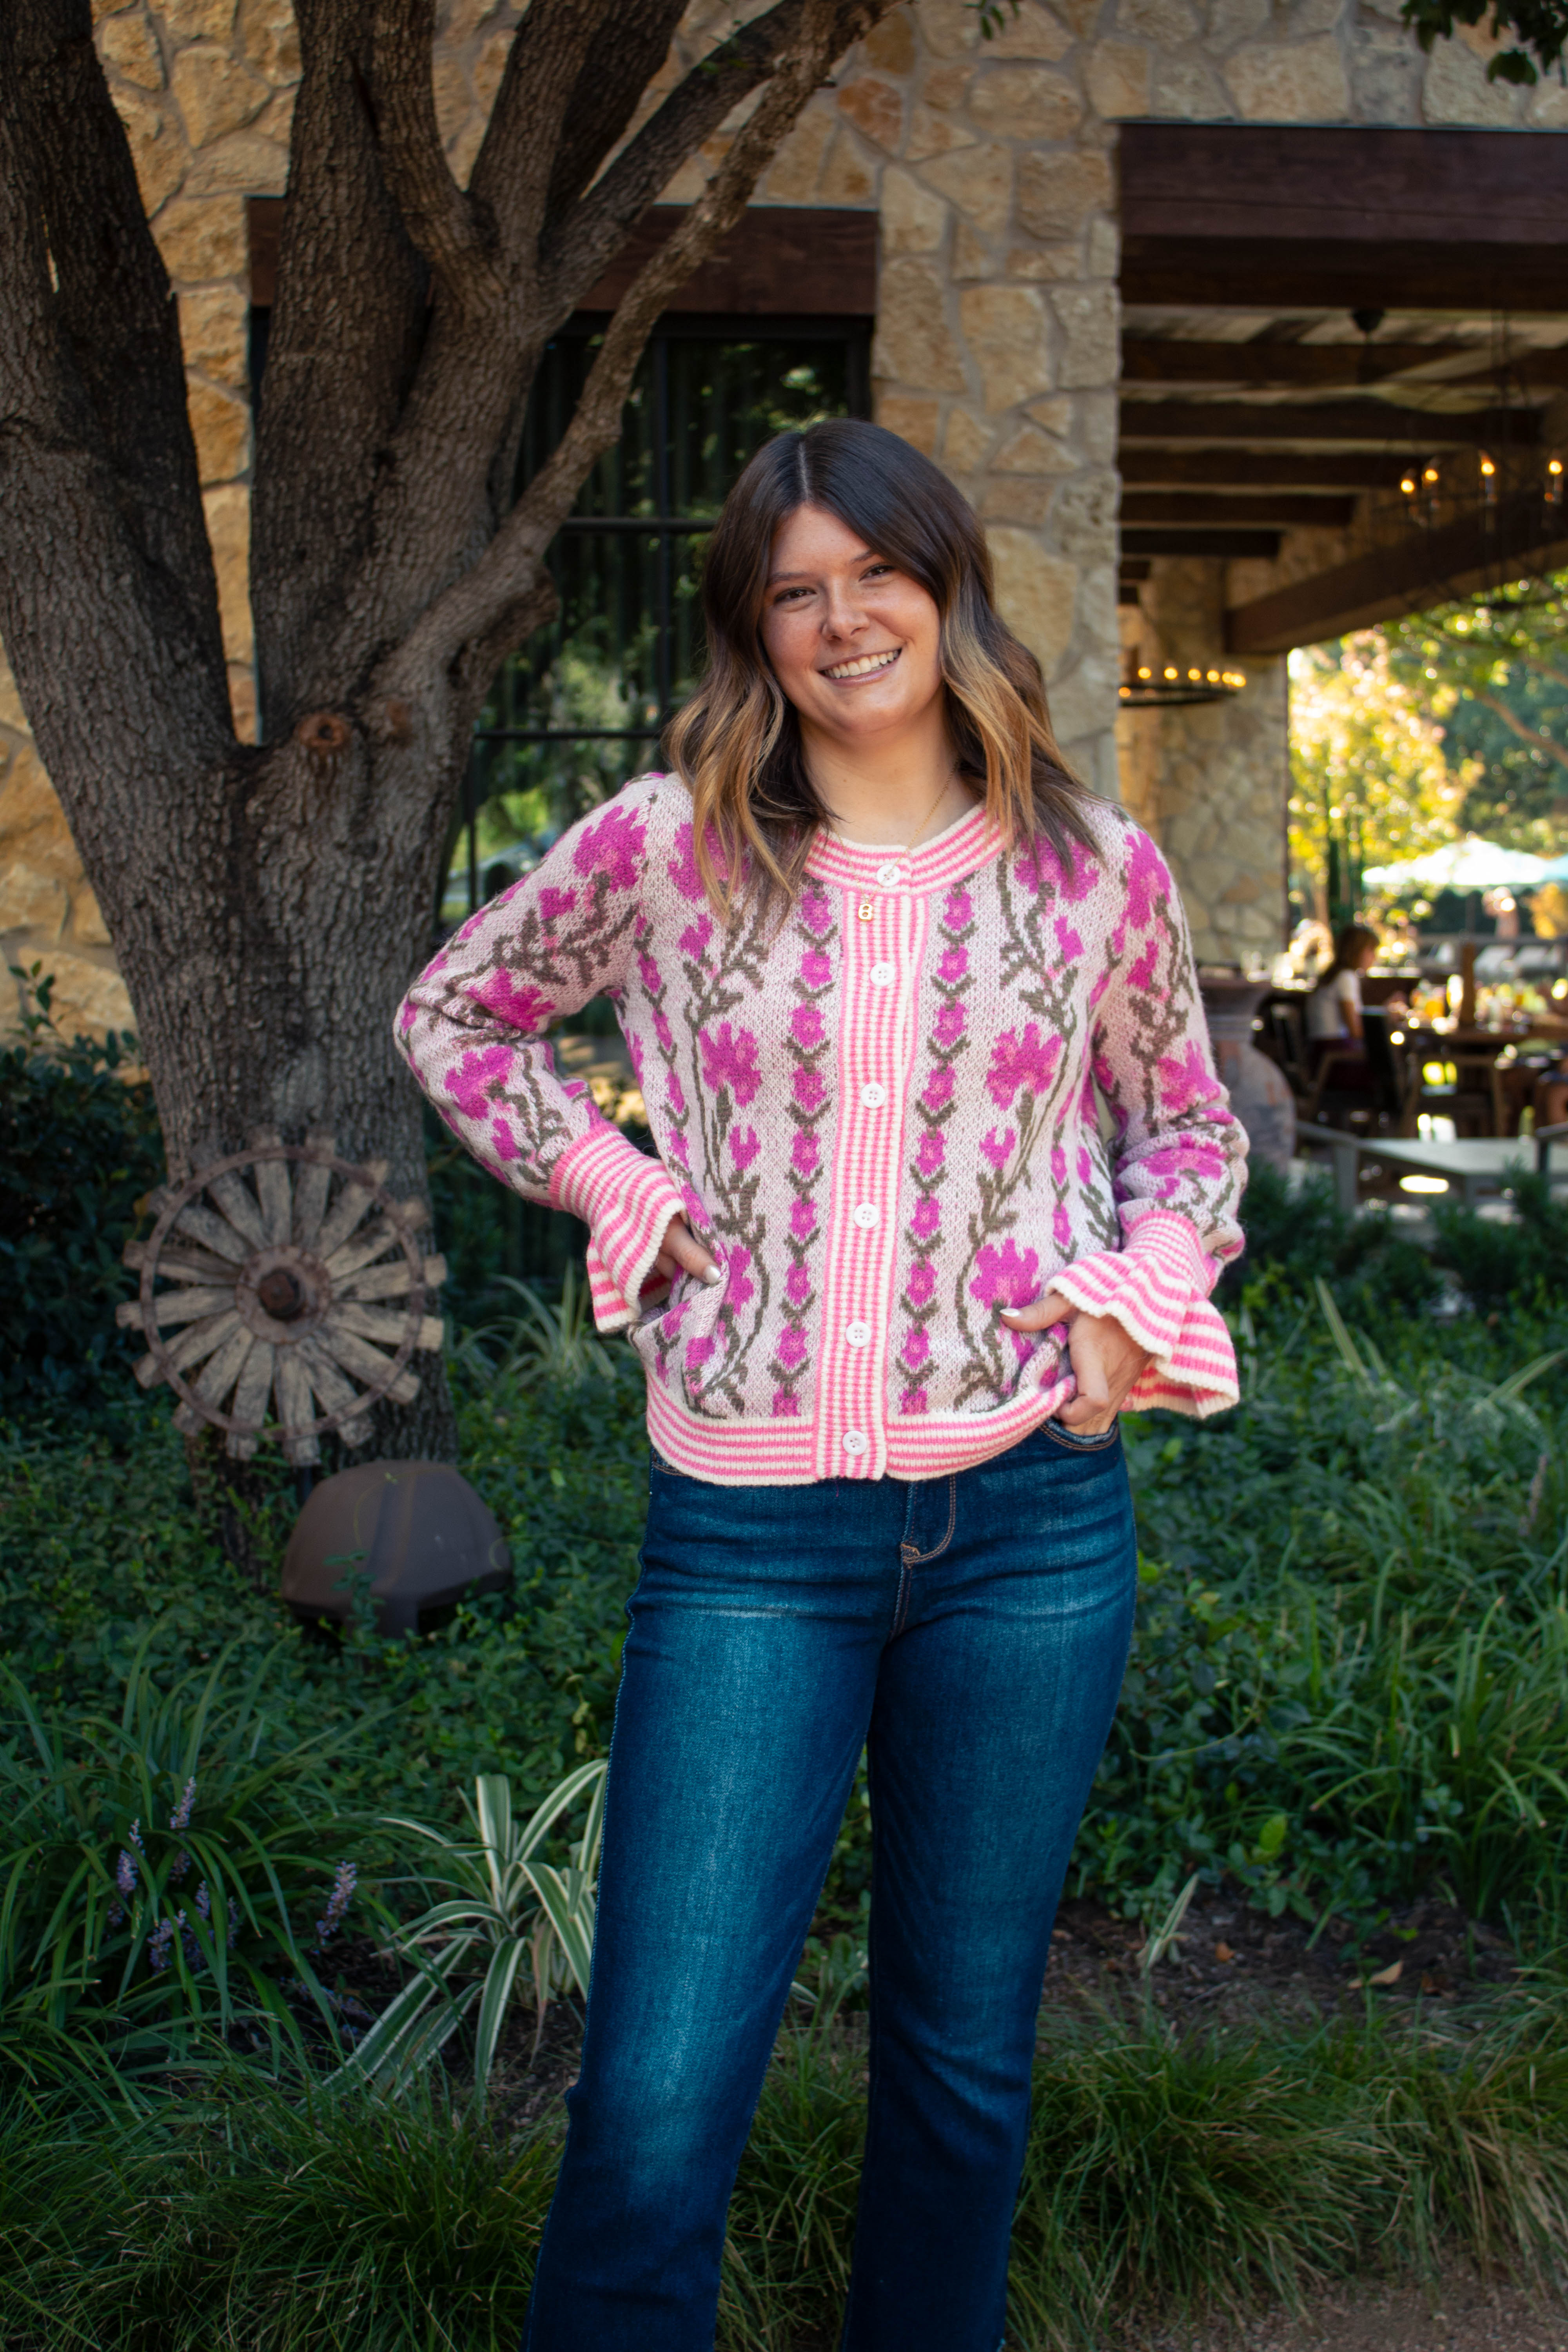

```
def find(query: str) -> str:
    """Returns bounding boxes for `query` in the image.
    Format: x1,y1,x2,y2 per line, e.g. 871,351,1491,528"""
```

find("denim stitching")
900,1473,957,1566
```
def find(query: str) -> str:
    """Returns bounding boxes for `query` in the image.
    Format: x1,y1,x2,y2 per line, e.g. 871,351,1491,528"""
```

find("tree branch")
8,0,225,689
0,37,236,947
539,0,691,235
542,0,831,314
466,0,615,269
1469,688,1568,774
382,0,891,698
251,0,431,730
368,0,501,312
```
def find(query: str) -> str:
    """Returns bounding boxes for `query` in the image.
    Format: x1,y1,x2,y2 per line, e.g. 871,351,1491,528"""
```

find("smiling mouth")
823,647,901,681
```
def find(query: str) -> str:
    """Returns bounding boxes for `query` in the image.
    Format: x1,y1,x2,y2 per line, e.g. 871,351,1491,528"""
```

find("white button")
842,1430,869,1458
869,961,895,987
853,1202,880,1230
875,861,904,888
845,1320,871,1347
860,1082,887,1110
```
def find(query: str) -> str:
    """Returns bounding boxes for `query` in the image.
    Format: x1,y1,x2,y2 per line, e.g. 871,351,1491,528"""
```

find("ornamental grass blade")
515,1760,607,1861
470,1935,529,2098
523,1863,595,1997
336,1935,475,2088
1314,1279,1372,1390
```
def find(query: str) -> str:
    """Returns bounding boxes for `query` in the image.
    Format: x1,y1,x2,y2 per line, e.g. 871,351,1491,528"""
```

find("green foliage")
1381,580,1568,849
1428,1167,1568,1314
1399,0,1568,85
0,970,164,1416
0,1635,370,2067
5,1981,1568,2347
1215,1158,1443,1324
346,1764,606,2098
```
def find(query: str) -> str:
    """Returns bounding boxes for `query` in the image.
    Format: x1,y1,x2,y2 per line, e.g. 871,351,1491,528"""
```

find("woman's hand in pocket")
652,1216,722,1290
998,1294,1151,1433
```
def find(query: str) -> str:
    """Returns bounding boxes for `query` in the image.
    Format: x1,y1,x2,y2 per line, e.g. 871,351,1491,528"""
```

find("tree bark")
0,0,895,1463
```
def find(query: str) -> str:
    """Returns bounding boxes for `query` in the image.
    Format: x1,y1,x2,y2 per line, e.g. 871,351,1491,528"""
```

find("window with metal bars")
445,312,871,924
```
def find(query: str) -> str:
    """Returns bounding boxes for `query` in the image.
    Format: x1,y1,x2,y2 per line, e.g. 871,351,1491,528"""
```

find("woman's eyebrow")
766,546,876,585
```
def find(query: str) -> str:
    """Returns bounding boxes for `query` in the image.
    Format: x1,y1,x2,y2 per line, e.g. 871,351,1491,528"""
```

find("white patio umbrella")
1360,837,1549,893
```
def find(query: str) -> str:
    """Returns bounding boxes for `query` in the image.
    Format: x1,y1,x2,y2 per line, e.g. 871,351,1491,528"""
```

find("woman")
1305,921,1380,1065
397,419,1247,2351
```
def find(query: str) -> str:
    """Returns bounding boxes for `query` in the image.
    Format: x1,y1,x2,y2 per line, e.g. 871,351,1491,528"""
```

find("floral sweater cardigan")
396,775,1248,1486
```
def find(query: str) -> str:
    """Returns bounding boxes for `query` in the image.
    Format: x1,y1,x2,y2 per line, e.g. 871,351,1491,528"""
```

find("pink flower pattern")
397,773,1245,1434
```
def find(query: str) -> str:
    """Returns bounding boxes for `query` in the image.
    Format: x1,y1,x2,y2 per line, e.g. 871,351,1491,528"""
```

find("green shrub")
0,971,164,1417
1429,1167,1568,1314
1219,1159,1442,1325
0,1636,372,2066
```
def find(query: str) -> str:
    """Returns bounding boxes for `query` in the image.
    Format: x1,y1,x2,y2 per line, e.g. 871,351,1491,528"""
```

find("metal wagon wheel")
118,1131,446,1464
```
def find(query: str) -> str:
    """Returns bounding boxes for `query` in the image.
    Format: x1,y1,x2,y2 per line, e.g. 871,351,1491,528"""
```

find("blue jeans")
521,1419,1138,2352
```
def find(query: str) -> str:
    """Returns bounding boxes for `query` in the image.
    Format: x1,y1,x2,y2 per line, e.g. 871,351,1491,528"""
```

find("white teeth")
826,648,900,680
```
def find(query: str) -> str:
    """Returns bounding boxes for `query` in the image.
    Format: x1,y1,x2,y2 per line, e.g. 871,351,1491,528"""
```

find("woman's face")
759,503,945,750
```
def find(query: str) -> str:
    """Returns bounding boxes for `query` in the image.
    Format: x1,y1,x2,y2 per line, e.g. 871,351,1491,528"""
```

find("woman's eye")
862,563,894,580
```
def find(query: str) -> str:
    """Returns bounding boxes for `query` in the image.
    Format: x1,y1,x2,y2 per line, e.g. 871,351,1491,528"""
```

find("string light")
1480,453,1497,509
1549,456,1564,509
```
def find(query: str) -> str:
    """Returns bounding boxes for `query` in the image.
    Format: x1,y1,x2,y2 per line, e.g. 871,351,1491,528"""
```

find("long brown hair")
662,418,1097,917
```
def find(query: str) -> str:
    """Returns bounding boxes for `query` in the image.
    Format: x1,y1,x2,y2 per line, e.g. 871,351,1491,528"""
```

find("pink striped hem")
551,1127,683,1334
646,1371,1080,1488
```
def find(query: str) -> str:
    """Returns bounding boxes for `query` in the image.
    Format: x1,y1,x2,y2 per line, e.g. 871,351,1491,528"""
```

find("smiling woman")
394,416,1247,2352
665,418,1091,916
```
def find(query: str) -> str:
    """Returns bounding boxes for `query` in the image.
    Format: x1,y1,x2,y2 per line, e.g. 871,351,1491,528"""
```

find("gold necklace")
848,769,958,922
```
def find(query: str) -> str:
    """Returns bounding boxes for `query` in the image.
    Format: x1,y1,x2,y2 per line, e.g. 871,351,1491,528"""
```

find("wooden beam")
1121,492,1356,528
578,205,878,315
1118,448,1410,491
1118,558,1152,579
246,198,879,316
1119,401,1541,447
1226,494,1568,654
1120,239,1568,316
1119,125,1568,248
1124,527,1282,558
1121,339,1482,389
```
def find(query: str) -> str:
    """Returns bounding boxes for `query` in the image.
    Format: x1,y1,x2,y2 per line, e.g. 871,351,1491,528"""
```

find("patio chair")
1306,1011,1405,1132
1399,1044,1504,1138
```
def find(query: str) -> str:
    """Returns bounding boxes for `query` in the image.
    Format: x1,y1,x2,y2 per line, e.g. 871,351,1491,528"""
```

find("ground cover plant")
4,1080,1568,2341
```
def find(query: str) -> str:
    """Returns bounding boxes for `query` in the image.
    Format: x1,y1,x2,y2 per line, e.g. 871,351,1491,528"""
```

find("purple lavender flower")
148,1916,175,1973
313,1860,358,1950
116,1847,139,1900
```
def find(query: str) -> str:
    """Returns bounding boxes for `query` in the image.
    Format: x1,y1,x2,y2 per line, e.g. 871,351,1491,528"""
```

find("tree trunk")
1,0,895,1464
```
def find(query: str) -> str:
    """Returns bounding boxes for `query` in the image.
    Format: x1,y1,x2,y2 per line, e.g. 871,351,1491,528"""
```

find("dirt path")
1136,2270,1568,2352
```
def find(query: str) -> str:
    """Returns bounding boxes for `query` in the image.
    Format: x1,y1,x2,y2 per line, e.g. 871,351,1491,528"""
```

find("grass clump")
3,1983,1567,2350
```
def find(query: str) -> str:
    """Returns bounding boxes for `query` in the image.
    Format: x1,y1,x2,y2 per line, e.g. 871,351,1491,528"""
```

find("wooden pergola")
1116,126,1568,656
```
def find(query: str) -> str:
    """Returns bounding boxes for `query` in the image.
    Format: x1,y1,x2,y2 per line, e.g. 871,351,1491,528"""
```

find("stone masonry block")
959,283,1054,412
970,64,1084,140
1224,37,1350,117
154,194,247,279
98,11,165,89
1051,282,1117,388
881,167,948,254
985,527,1077,671
920,143,1013,233
1016,149,1112,243
873,258,968,390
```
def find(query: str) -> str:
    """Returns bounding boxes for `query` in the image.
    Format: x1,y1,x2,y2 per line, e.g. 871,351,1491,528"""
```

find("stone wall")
2,0,1557,1038
1117,559,1287,968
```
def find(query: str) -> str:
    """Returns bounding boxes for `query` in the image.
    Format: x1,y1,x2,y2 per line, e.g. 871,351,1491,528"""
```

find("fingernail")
702,1266,724,1287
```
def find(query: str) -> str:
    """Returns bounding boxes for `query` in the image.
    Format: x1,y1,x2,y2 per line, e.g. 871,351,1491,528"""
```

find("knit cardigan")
396,775,1248,1485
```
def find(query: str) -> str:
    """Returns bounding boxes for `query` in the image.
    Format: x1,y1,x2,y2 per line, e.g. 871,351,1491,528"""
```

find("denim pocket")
1040,1417,1121,1452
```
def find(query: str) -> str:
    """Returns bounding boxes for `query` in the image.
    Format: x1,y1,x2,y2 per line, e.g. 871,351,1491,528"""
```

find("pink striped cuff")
1048,1210,1238,1407
550,1127,683,1335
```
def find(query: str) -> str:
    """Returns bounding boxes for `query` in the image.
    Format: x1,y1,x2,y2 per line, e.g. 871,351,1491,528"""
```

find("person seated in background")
1303,923,1412,1098
1305,923,1380,1069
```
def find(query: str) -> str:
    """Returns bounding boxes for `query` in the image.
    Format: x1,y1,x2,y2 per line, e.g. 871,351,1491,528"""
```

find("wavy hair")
662,417,1098,918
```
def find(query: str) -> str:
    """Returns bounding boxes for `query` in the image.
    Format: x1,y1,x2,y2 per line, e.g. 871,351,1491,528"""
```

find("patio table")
1295,1121,1568,1212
